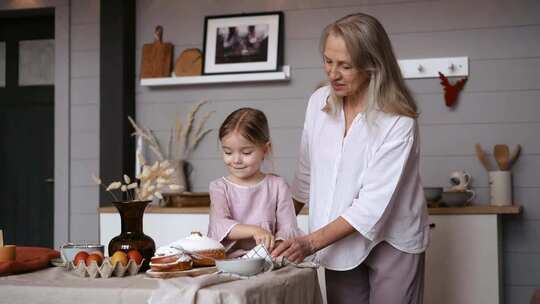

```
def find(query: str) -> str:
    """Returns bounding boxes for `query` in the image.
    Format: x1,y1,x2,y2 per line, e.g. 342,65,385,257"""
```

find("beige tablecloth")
0,266,322,304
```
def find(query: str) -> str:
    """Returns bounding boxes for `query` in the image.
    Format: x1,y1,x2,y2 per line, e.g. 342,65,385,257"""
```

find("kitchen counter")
98,204,522,215
98,204,521,304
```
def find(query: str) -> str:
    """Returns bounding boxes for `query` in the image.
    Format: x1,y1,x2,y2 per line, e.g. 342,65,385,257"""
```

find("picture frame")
202,11,283,75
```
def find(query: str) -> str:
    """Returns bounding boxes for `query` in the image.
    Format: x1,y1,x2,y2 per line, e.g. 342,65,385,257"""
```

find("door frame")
0,2,70,249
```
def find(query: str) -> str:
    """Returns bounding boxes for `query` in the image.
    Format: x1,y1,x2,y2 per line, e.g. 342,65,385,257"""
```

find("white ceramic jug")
449,171,472,191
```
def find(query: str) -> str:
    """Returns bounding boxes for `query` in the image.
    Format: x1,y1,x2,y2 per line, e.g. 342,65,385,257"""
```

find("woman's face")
323,34,369,98
221,131,268,182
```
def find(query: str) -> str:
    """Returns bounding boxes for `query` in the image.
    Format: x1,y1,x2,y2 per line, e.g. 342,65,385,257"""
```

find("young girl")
208,108,303,258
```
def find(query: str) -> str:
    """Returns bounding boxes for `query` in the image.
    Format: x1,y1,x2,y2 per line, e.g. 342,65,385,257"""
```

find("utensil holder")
489,171,513,206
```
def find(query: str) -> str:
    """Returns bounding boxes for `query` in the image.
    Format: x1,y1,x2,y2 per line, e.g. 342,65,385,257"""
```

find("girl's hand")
252,227,275,251
271,236,315,263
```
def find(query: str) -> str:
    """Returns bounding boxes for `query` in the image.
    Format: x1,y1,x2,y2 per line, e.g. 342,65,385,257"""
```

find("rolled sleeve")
341,135,415,241
208,181,239,243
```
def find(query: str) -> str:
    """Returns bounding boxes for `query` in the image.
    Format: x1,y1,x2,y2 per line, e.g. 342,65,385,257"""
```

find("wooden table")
99,204,522,304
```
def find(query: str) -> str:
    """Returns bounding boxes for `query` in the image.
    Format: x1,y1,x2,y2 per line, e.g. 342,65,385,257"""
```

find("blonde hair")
320,13,418,120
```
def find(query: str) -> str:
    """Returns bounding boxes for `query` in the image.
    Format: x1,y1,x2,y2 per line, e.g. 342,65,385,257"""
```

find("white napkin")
240,244,318,273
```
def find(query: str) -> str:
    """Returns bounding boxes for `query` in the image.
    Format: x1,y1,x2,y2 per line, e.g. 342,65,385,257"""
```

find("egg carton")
67,258,144,279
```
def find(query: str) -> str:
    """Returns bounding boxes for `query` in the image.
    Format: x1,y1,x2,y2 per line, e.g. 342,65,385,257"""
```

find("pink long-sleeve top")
208,174,304,258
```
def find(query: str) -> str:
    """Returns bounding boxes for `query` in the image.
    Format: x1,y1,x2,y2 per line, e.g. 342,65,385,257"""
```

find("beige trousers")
325,241,425,304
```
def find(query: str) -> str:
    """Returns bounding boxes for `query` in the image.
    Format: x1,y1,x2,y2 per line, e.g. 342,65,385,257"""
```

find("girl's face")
221,132,269,183
323,33,370,98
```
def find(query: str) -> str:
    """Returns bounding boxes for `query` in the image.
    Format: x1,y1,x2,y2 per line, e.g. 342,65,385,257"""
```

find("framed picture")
202,11,283,75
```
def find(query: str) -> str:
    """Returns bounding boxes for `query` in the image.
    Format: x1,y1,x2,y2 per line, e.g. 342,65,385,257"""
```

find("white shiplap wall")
136,1,540,303
69,0,100,243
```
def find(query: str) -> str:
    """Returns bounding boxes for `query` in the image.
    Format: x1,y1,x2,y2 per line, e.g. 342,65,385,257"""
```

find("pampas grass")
171,100,214,160
128,116,165,160
128,100,213,161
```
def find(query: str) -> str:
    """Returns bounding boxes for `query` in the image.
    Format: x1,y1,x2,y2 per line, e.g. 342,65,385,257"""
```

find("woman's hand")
252,227,275,251
270,235,315,263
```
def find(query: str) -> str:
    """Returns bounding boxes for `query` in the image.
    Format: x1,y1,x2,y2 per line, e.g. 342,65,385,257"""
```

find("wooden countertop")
98,205,522,215
427,205,521,214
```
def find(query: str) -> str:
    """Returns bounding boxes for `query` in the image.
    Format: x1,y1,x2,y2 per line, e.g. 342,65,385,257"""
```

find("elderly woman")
271,13,430,304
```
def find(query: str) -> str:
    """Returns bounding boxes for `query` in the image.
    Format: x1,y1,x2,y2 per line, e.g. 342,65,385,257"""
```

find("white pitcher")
449,171,472,191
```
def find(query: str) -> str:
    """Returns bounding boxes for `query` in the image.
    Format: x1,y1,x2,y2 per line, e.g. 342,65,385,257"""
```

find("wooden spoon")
494,144,510,171
475,144,492,171
509,144,522,169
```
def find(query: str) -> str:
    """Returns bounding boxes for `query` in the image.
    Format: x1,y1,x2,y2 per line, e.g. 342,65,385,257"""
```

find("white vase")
171,159,188,193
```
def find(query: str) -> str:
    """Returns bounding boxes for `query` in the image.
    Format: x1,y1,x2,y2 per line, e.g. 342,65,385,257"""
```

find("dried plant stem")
126,188,134,201
178,100,206,159
93,161,179,203
167,127,174,161
187,128,212,158
128,116,165,160
97,183,120,201
175,113,183,158
127,101,212,168
194,110,214,139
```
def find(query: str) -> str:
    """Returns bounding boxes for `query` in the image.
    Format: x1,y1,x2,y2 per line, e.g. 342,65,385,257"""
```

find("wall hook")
398,56,468,79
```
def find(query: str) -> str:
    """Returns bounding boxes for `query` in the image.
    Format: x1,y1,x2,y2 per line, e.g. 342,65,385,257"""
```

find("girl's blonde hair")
320,13,418,119
219,107,271,147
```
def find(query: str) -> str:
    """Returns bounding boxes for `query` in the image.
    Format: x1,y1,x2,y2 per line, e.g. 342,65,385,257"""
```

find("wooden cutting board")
140,26,173,78
174,48,203,77
146,266,217,279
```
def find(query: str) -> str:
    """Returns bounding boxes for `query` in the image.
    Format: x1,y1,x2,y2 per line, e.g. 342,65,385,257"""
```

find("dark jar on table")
108,200,155,271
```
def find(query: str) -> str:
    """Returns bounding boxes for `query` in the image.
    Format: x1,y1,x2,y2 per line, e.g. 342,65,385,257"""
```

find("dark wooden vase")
108,200,155,271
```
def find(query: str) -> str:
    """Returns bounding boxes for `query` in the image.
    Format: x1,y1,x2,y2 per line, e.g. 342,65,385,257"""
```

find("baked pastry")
149,247,192,272
171,232,225,266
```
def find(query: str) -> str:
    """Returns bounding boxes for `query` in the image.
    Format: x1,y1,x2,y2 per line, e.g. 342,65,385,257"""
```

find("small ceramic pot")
424,187,443,203
441,190,475,207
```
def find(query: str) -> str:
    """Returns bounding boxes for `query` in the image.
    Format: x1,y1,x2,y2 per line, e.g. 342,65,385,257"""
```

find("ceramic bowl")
424,187,443,203
215,257,265,276
441,191,474,207
61,243,104,262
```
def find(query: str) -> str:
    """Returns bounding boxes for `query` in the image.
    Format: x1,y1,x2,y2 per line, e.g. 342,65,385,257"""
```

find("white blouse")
291,86,430,271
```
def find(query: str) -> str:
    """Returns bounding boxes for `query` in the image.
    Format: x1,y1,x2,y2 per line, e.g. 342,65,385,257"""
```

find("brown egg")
88,250,104,259
73,251,89,266
110,251,128,266
127,250,143,265
86,253,103,266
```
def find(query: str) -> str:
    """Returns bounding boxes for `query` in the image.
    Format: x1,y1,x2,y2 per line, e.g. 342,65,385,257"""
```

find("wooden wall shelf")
140,65,290,86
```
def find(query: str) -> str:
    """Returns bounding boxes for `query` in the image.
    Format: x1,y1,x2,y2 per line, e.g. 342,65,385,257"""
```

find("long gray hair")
320,13,418,121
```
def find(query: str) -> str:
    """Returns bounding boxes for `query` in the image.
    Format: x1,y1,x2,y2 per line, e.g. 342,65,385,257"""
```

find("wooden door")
0,12,54,247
